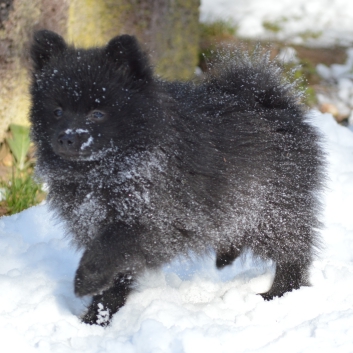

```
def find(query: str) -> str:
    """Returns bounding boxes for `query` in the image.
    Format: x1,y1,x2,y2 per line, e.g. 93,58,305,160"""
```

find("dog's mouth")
56,149,92,161
52,129,119,161
53,129,95,160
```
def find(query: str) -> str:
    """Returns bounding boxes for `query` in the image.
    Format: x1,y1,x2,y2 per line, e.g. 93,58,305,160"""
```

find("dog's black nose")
56,130,91,157
58,132,77,147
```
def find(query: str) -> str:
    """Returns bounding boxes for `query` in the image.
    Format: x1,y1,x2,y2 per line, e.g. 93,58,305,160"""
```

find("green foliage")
200,19,238,41
304,86,318,107
5,124,31,171
199,19,239,72
0,169,45,215
299,30,322,41
0,124,46,216
262,20,282,33
283,59,319,107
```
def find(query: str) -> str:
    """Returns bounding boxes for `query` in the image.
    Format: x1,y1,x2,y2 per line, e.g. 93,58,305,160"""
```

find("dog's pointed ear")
31,30,67,71
105,35,153,81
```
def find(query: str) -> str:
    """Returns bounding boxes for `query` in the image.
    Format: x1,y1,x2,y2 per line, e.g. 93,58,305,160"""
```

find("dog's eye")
54,108,63,118
89,110,106,122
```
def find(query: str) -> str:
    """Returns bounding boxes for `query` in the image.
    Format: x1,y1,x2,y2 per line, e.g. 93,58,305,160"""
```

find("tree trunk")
0,0,200,142
0,0,68,142
68,0,200,80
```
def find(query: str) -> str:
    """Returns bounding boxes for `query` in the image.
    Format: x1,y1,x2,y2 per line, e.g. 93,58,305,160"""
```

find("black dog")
29,30,325,326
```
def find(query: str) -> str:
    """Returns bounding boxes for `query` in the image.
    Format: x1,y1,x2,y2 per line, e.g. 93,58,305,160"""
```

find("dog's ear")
105,35,153,81
31,30,67,71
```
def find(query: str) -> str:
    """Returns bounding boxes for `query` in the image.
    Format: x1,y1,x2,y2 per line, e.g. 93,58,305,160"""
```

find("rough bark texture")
68,0,200,80
0,0,199,142
0,0,68,142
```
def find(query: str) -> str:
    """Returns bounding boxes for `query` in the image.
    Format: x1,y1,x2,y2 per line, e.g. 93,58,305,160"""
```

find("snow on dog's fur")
29,30,325,326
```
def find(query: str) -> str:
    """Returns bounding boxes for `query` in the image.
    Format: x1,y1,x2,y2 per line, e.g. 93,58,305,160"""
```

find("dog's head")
30,30,156,161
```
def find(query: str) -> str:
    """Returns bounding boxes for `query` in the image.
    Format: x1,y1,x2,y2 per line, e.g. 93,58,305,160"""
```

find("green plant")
199,19,239,72
0,169,45,215
200,19,238,41
5,124,31,170
299,30,322,41
262,20,282,33
0,124,46,216
282,59,319,107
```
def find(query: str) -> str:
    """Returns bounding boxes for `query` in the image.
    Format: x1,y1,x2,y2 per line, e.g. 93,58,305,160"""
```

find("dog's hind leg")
259,260,310,301
216,244,242,269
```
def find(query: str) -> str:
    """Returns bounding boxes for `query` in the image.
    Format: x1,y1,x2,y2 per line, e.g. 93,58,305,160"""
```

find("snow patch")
1,110,353,352
81,136,94,150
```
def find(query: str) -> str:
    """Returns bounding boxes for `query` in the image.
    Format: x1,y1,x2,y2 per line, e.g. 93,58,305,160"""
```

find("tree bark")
0,0,68,142
0,0,200,142
68,0,200,80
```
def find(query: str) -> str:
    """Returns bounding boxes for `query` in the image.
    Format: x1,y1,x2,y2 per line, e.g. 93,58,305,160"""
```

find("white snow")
1,110,353,352
76,129,89,134
200,0,353,126
200,0,353,47
81,136,94,150
2,1,353,351
317,49,353,122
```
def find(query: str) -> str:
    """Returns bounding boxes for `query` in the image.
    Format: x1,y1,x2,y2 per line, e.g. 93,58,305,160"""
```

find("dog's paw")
74,248,116,297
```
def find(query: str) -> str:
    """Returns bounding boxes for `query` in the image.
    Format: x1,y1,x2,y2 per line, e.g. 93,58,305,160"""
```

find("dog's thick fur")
30,30,325,326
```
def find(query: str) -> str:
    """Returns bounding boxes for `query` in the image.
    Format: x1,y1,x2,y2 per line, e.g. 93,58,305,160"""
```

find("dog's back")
29,31,325,325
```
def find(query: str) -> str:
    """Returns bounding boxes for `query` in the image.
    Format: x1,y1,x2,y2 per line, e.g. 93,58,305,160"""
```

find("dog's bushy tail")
205,46,304,113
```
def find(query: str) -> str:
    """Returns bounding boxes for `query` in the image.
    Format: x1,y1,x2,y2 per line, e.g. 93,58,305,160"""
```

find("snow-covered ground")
1,111,353,352
2,1,353,352
316,49,353,125
200,0,353,47
201,0,353,126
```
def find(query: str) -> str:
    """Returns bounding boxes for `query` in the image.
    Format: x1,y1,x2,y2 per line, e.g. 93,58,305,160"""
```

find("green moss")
200,19,237,41
153,0,200,80
297,59,320,86
68,0,119,46
298,30,323,41
304,86,318,106
68,0,200,80
283,60,319,107
198,19,239,73
262,20,282,33
0,0,41,141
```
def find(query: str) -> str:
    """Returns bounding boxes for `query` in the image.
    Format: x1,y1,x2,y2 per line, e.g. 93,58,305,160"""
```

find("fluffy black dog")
29,30,325,326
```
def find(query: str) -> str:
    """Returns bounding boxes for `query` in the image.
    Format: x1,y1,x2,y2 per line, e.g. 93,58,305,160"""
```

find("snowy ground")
2,1,353,352
1,110,353,352
201,0,353,125
316,49,353,125
200,0,353,47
